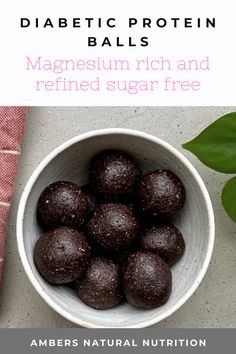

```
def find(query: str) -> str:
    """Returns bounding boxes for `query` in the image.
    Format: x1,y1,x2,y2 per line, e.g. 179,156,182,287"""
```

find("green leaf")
222,177,236,222
182,112,236,173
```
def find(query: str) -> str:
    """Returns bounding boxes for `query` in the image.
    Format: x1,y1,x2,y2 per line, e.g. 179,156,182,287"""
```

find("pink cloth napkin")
0,107,26,292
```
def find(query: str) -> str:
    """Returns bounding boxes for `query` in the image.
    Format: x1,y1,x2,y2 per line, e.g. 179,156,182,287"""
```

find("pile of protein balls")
34,150,186,310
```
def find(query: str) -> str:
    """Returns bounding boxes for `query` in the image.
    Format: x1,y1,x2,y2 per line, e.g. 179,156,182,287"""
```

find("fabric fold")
0,106,26,295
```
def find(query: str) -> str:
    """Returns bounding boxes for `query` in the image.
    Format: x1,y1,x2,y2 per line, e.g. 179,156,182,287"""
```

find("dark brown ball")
37,181,88,229
81,184,98,217
140,224,185,266
89,150,141,200
34,226,91,284
122,251,172,309
75,257,123,309
136,170,185,218
86,203,140,253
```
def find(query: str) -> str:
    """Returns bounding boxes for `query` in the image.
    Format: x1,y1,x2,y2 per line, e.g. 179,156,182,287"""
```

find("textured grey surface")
1,106,236,328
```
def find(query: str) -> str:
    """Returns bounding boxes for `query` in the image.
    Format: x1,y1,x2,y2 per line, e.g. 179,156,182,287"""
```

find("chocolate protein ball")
86,203,140,253
136,170,185,218
37,181,88,229
140,224,185,266
75,257,123,309
34,226,91,284
122,251,172,309
89,150,141,201
81,184,98,217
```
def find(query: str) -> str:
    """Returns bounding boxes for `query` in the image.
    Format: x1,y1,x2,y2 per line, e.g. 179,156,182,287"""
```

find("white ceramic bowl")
17,128,215,328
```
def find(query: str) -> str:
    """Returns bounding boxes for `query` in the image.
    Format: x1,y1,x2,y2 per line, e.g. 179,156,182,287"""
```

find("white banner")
0,0,234,105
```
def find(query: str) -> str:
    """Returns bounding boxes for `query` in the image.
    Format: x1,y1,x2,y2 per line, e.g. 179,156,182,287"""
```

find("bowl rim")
16,128,215,328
